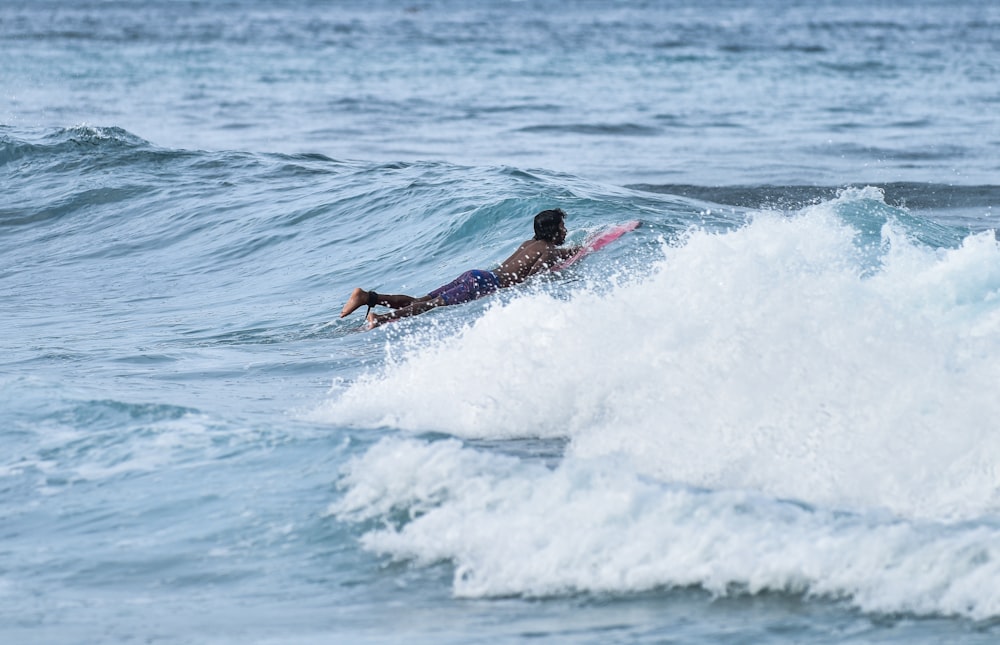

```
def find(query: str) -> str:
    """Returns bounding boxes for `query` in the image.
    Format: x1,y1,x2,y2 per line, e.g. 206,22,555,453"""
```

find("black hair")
533,208,566,242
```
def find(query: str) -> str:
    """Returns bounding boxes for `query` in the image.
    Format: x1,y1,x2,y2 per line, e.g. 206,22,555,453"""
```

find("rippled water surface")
3,1,1000,643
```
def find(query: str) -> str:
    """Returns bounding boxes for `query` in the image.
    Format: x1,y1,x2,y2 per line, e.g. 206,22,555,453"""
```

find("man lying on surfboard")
340,208,579,328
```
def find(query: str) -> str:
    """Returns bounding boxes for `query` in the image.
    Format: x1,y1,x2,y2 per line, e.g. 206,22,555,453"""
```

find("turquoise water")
3,1,1000,643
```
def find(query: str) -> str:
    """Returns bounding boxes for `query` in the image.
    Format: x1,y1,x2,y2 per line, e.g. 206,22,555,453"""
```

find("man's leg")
340,288,429,318
368,296,445,328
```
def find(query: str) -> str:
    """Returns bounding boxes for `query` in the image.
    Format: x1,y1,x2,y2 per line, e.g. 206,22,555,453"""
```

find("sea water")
2,1,1000,643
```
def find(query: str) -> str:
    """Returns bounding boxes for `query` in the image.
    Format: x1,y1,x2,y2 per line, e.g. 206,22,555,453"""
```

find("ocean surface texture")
3,1,1000,643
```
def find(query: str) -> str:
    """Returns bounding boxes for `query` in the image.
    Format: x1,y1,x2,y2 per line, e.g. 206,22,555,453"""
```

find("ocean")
3,0,1000,643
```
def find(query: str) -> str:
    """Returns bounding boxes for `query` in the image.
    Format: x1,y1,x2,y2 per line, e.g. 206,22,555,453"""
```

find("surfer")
340,208,578,328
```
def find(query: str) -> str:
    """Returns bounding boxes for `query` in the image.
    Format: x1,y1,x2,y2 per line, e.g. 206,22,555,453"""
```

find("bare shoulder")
517,238,548,253
495,239,552,285
505,239,547,262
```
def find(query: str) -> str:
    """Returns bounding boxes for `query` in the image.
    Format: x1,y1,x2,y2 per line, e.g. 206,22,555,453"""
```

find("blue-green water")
3,1,1000,643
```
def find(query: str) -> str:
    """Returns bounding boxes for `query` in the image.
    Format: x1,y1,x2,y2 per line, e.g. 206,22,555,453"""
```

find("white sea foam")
331,436,1000,619
323,193,1000,615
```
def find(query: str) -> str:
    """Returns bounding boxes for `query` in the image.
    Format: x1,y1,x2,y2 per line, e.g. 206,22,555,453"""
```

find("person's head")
533,208,567,244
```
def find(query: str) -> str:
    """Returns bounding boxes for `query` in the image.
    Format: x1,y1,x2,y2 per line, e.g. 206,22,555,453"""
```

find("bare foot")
366,311,384,329
340,288,369,318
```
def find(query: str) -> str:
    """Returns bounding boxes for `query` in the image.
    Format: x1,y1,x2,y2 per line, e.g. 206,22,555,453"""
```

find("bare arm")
551,245,580,261
525,244,579,276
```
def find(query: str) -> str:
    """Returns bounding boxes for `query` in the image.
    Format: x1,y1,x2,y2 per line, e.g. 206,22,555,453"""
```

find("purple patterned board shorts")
428,269,501,306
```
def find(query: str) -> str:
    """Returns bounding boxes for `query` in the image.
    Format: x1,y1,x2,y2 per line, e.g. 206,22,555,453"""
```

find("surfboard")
552,219,640,270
